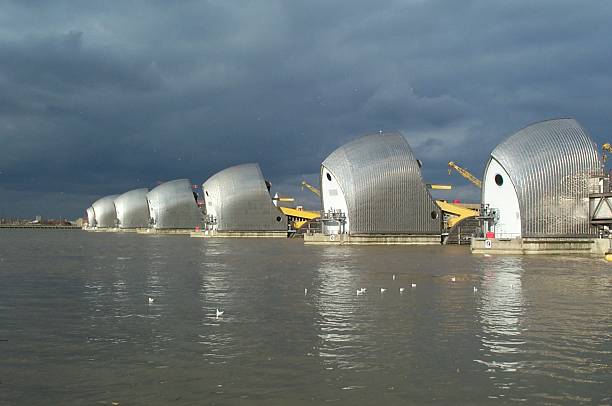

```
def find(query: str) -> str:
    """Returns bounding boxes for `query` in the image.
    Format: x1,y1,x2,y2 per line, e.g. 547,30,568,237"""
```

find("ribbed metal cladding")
488,118,602,238
146,179,202,229
91,195,119,228
114,188,150,229
86,207,95,226
202,163,287,231
321,133,441,234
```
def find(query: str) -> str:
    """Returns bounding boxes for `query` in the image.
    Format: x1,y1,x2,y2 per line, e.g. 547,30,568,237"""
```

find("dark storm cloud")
1,0,611,217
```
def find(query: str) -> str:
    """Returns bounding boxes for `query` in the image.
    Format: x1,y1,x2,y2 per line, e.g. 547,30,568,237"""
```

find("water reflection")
474,255,612,403
475,256,526,399
314,246,369,371
4,232,611,405
479,257,525,353
145,236,166,300
197,240,236,365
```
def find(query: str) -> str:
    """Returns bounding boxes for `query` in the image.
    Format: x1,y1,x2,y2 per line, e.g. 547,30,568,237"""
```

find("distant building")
202,163,287,233
481,118,602,238
146,179,202,229
114,188,150,229
91,195,119,228
316,132,441,241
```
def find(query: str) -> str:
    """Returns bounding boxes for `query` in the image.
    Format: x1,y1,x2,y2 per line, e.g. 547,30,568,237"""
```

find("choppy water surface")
0,231,611,405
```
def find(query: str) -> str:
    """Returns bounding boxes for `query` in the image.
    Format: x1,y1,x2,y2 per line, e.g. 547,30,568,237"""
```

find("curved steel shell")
91,195,119,228
86,207,95,227
486,118,601,237
114,188,150,229
321,133,440,234
202,163,287,231
146,179,202,229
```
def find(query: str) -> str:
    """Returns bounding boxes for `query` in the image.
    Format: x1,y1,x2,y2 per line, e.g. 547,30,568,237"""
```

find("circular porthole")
276,216,282,222
326,173,332,181
431,211,438,220
495,174,503,186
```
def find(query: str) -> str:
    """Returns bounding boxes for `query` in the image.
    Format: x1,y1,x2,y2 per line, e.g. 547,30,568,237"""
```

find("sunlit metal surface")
202,163,287,231
91,195,119,228
321,133,441,234
146,179,202,229
486,118,602,237
86,207,95,227
114,188,149,229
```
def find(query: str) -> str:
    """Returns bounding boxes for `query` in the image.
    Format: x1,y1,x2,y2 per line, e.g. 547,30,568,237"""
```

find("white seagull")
399,287,405,293
451,276,456,282
393,274,396,281
411,283,417,288
356,289,364,296
148,297,155,304
304,288,308,296
473,286,478,293
216,309,224,318
380,288,387,293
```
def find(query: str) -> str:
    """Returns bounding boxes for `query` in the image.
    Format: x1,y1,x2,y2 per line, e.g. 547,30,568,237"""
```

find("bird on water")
148,297,154,304
216,309,224,318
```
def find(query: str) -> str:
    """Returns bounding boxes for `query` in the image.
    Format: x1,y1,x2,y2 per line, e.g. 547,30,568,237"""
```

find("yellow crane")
427,184,452,190
435,200,478,228
301,180,321,197
272,195,295,202
602,143,612,163
279,206,320,230
448,161,481,188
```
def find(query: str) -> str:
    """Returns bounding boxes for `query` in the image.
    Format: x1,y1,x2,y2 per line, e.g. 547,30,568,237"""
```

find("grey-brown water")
0,231,611,405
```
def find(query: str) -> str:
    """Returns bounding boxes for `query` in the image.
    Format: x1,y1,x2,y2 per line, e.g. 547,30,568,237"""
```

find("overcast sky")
1,0,611,218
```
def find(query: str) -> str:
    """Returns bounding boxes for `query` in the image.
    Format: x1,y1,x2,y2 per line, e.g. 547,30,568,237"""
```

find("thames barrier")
80,117,612,258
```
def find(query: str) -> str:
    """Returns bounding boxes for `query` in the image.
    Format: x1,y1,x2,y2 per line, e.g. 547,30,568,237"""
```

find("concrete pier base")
190,230,287,238
136,228,194,235
304,233,441,245
471,237,611,256
116,228,150,233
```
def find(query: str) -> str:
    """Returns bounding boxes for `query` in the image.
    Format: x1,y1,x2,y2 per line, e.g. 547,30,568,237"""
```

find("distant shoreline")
0,225,81,230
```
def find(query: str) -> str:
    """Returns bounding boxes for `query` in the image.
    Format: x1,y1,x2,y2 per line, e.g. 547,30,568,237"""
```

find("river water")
0,230,610,405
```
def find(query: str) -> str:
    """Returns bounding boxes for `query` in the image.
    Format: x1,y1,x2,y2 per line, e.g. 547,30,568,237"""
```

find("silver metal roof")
86,207,95,227
321,132,441,235
486,118,602,237
146,179,202,229
114,188,150,229
202,163,287,231
91,195,119,228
